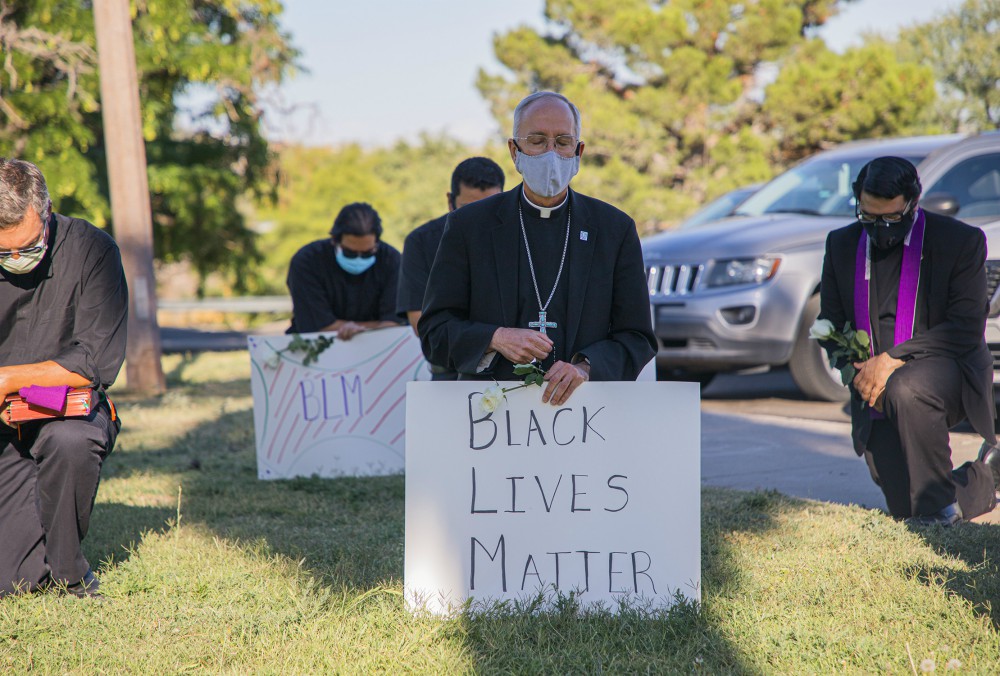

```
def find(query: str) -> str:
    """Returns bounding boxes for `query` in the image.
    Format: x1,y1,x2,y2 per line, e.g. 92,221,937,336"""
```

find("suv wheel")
789,294,850,402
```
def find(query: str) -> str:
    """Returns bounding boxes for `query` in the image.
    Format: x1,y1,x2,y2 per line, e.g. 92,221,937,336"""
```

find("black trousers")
862,356,995,519
0,405,118,596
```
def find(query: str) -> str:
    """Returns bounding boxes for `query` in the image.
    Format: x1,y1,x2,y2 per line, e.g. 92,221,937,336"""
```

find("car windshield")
733,154,926,218
679,185,759,230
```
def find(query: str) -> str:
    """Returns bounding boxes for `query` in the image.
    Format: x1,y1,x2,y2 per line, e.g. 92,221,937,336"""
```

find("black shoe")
64,569,102,599
978,441,1000,488
906,502,963,527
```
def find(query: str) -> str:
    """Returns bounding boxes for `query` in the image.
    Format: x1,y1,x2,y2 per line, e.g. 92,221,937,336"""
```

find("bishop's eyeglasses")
512,134,580,157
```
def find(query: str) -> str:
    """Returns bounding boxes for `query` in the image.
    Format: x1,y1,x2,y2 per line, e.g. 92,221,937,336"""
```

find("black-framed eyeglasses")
0,222,47,260
856,201,912,225
338,245,377,259
512,134,580,156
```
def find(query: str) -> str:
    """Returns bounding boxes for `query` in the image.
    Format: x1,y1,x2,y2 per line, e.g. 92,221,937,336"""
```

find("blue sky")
263,0,963,148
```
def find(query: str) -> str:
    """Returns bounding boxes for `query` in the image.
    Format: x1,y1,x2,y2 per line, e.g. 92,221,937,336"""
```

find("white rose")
479,385,504,414
263,353,281,369
808,318,835,340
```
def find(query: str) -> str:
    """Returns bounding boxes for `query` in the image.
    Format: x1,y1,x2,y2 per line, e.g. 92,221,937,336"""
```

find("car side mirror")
921,192,960,217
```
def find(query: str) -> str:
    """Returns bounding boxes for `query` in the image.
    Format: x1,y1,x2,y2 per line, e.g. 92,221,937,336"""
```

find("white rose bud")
479,385,504,414
808,318,835,340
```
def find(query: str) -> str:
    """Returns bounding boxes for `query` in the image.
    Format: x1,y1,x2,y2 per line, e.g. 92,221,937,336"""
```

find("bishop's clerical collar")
520,188,569,220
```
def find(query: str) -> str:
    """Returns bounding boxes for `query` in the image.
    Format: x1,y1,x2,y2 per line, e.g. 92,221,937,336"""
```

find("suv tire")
789,294,850,402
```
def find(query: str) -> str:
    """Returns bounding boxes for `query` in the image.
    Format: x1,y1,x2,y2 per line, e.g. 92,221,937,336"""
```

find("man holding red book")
0,158,127,597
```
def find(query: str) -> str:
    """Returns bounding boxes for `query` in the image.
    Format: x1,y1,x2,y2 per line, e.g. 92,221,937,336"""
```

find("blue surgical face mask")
336,247,376,275
514,149,580,198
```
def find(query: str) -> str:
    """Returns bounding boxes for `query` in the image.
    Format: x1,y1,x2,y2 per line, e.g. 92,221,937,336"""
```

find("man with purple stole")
818,157,1000,526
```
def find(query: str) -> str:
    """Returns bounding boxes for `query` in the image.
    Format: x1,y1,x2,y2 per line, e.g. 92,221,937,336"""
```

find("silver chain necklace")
518,200,571,335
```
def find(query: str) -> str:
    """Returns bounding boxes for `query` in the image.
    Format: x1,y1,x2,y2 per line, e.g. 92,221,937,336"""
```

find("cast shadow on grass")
85,502,174,570
94,405,405,591
92,399,795,672
163,352,196,385
457,488,788,673
110,355,251,405
905,521,1000,629
459,488,792,673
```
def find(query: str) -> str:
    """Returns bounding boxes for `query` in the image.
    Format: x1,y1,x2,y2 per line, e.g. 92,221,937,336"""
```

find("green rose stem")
479,362,549,414
267,334,336,368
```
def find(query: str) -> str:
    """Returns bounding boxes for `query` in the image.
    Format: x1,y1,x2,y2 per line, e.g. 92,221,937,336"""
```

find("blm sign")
248,327,428,479
404,380,700,615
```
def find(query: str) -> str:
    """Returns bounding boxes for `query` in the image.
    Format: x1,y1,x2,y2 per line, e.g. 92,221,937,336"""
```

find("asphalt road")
161,326,255,353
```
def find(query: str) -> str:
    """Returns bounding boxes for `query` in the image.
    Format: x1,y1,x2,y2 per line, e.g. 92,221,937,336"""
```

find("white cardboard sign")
404,381,701,615
248,326,429,479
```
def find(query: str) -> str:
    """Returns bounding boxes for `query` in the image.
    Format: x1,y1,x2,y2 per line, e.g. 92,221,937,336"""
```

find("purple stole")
853,208,926,417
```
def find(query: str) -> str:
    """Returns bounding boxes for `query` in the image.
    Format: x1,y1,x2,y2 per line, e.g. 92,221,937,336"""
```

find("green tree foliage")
477,0,943,231
896,0,1000,132
0,0,297,293
252,135,512,293
0,2,105,222
763,40,936,160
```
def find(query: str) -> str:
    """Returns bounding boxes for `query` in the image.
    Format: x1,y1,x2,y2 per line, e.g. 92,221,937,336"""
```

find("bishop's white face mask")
515,150,580,198
0,227,48,275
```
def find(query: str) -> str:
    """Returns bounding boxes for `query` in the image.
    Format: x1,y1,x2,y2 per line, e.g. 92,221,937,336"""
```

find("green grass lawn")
2,351,999,673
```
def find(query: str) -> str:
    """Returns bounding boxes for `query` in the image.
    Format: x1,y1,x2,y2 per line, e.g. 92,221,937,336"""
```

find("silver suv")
979,218,1000,382
642,133,1000,401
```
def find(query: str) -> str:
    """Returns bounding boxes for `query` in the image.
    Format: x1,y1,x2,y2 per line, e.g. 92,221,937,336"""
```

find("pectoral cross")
528,310,557,335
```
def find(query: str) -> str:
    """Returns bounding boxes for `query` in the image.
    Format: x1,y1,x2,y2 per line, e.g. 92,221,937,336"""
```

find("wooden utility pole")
92,0,165,394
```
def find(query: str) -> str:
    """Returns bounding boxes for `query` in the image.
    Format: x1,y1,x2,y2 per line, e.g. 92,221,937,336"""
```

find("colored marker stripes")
249,328,426,478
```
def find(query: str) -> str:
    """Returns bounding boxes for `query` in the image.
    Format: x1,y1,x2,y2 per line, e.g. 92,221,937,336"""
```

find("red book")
2,387,96,425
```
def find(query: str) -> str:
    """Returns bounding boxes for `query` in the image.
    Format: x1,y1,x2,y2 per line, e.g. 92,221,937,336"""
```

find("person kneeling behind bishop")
818,156,1000,527
286,202,403,339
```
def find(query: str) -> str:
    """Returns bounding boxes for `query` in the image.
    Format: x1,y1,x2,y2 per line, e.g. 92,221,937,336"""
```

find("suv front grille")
646,264,704,296
987,260,1000,318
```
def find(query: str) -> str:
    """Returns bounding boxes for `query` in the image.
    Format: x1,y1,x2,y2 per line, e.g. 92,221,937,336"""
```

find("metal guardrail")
158,296,292,313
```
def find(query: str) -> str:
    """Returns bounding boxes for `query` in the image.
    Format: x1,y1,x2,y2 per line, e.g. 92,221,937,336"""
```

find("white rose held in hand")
479,384,504,414
808,318,835,340
477,364,550,414
808,320,871,386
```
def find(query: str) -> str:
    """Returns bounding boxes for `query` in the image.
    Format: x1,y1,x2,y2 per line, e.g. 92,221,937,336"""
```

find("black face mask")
862,211,915,250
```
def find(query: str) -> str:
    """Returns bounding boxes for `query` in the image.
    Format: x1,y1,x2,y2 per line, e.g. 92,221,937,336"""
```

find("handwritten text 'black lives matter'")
464,393,658,596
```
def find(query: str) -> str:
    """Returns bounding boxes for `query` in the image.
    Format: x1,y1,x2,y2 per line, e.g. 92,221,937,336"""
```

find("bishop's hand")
489,327,553,365
542,360,589,406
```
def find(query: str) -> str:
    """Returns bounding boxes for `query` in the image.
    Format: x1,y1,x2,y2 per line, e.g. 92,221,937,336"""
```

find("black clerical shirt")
397,214,447,318
870,242,904,356
0,213,128,391
516,192,571,371
286,239,401,334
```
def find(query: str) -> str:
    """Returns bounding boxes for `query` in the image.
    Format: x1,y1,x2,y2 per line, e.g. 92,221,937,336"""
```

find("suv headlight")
704,257,780,288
